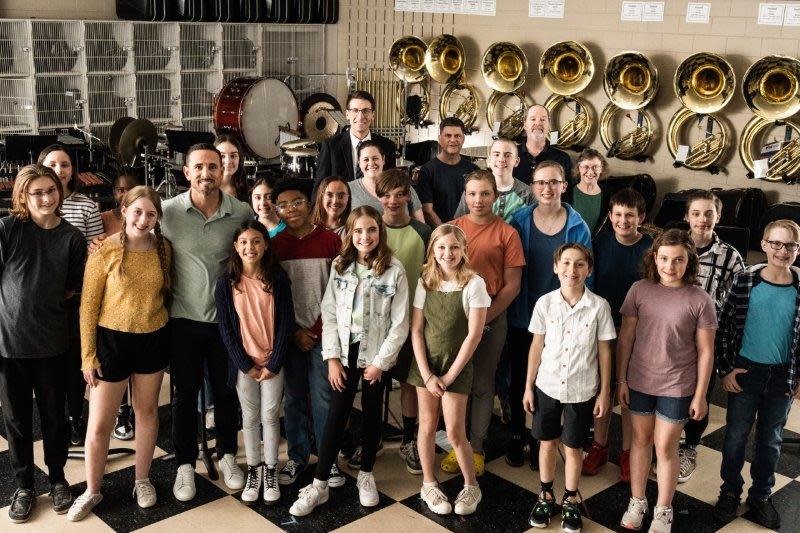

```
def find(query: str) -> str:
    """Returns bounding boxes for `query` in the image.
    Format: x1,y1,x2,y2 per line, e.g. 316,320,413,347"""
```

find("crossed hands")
248,366,276,382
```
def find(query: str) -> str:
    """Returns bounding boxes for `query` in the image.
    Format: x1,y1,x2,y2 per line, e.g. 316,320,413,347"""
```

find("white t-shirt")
529,287,617,403
412,275,491,316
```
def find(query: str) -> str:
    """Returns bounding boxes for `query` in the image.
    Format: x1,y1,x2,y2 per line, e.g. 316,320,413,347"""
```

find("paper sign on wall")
754,158,769,179
621,1,643,21
758,3,786,25
784,4,800,25
642,2,664,21
686,2,711,24
396,0,495,15
529,0,565,19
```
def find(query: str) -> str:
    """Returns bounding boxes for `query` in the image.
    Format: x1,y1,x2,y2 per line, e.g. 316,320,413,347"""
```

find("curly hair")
642,228,699,286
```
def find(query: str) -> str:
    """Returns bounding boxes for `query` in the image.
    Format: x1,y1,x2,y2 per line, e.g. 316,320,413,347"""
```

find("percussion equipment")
300,92,341,142
281,145,317,179
213,77,299,160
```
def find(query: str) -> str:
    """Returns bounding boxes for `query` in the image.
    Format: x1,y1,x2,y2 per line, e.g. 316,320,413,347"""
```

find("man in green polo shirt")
160,143,252,502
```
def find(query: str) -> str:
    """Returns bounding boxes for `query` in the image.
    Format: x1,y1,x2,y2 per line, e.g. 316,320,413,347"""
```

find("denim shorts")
628,387,692,424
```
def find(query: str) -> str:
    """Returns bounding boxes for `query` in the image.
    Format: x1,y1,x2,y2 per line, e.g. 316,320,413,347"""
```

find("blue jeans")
720,356,794,500
283,343,332,466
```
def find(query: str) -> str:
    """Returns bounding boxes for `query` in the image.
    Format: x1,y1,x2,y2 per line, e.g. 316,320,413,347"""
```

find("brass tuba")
738,55,800,181
482,42,529,138
389,36,428,84
667,52,735,171
600,51,659,160
429,34,479,130
539,41,596,149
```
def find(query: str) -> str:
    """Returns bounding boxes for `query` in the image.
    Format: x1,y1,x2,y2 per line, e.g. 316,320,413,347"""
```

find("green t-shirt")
571,187,603,234
386,219,432,310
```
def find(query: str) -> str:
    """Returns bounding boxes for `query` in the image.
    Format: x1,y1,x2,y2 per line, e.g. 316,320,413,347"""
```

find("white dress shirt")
350,131,372,176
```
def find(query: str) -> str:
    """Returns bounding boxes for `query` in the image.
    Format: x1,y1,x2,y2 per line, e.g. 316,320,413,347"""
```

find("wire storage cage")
0,20,32,77
0,78,35,134
179,23,220,71
180,71,222,125
88,74,135,126
133,22,178,72
263,25,326,104
31,21,84,75
222,23,259,73
35,75,85,130
84,21,133,73
136,72,179,125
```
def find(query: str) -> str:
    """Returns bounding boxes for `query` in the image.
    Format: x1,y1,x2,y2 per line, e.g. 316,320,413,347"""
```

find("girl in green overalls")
408,224,490,516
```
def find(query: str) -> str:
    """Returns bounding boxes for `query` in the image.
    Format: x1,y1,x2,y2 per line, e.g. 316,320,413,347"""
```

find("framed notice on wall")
396,0,495,15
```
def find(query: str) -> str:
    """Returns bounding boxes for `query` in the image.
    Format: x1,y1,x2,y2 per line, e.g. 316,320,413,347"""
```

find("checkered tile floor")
1,377,799,532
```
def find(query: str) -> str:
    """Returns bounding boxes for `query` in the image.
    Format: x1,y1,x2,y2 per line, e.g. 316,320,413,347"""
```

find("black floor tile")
400,470,536,532
0,450,51,499
702,425,800,479
740,480,800,533
583,479,729,532
72,457,228,532
247,463,394,532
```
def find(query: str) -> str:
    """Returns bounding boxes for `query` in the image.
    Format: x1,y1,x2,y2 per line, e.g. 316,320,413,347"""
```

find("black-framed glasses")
347,108,374,116
765,240,800,252
532,179,564,188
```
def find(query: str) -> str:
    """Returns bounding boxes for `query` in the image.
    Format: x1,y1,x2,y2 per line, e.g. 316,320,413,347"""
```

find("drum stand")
67,381,136,461
139,146,180,199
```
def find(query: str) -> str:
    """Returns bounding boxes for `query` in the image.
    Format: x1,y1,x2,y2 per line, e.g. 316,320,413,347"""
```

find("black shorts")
390,338,413,383
96,325,169,382
531,386,594,449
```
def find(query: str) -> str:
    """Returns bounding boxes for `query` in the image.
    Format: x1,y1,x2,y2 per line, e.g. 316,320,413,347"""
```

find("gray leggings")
235,370,284,467
469,312,508,452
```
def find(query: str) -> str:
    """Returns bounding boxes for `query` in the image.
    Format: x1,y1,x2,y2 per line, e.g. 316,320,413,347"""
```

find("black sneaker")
346,440,383,470
8,488,34,523
69,416,85,447
561,498,582,533
114,405,134,441
746,496,781,530
528,440,540,471
277,459,305,486
505,434,524,467
529,491,558,528
714,492,740,523
50,481,74,514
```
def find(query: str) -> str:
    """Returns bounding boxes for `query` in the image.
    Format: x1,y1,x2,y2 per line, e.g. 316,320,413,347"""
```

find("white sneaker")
219,453,245,490
289,483,329,517
67,491,102,522
133,479,157,509
621,496,648,530
173,464,197,502
648,505,673,533
454,485,481,515
357,471,379,507
241,465,263,505
263,465,280,504
421,484,452,515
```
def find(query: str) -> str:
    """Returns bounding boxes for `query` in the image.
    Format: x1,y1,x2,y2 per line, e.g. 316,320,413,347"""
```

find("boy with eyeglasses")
714,220,800,530
505,161,592,469
270,180,343,486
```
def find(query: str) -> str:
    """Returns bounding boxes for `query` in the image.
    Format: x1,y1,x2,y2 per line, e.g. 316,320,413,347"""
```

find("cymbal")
303,102,340,142
118,118,158,167
281,138,317,150
109,116,135,156
300,92,341,115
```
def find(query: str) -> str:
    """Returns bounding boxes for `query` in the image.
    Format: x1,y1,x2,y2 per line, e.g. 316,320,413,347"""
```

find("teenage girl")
0,164,85,523
68,186,172,521
289,205,409,516
216,220,294,505
251,174,286,238
39,144,104,447
617,229,717,533
215,134,249,201
407,224,490,516
312,175,352,238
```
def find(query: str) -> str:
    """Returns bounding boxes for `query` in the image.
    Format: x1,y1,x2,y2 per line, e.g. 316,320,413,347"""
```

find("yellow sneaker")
440,450,460,473
473,452,485,477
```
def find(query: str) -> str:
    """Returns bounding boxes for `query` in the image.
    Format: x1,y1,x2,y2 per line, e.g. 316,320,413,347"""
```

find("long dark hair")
312,175,351,229
227,219,278,292
37,144,77,193
215,134,248,201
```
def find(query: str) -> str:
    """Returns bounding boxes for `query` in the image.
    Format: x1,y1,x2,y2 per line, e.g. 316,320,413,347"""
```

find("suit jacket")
313,130,397,194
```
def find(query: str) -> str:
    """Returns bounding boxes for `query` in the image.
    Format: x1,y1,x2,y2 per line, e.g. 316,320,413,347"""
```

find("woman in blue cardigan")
505,160,592,468
215,220,295,506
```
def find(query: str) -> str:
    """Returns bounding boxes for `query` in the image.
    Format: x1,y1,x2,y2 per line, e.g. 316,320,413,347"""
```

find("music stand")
164,129,215,157
4,134,59,163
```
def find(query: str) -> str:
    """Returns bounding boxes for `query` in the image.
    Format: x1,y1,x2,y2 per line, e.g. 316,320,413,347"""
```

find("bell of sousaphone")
673,52,735,114
482,42,528,93
425,34,465,84
742,55,800,120
604,51,658,110
539,41,594,96
389,36,428,84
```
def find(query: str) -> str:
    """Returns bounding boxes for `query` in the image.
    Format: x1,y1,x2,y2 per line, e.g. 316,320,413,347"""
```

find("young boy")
582,189,652,482
681,190,745,482
377,169,432,474
270,180,343,486
714,220,800,530
523,243,616,533
453,137,533,222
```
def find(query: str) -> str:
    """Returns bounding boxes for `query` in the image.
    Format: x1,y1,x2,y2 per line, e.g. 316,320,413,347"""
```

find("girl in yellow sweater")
68,186,172,521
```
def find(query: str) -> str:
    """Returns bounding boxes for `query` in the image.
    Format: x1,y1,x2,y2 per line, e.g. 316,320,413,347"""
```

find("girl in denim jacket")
289,205,409,517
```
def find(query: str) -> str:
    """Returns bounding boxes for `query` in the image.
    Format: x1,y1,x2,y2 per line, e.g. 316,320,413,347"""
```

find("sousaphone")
428,34,479,130
667,52,735,171
389,36,431,125
600,51,658,160
539,41,596,149
738,55,800,181
482,42,529,138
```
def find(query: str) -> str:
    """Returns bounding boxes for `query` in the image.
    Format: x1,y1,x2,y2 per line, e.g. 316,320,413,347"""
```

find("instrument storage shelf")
0,78,36,134
31,21,85,76
0,20,32,77
84,22,134,74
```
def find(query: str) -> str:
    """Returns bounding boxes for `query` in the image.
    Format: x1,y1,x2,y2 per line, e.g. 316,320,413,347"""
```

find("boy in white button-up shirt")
522,243,616,532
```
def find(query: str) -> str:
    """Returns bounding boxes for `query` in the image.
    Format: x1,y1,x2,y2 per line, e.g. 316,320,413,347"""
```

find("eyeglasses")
532,179,564,188
27,187,59,199
579,165,602,173
348,108,374,116
275,198,308,213
764,240,800,252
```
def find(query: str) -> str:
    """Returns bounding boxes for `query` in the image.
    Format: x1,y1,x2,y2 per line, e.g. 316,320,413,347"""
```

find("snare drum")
213,77,299,160
281,146,318,179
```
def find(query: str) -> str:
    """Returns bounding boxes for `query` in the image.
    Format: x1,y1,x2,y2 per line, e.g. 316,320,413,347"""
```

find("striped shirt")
62,192,103,244
716,264,800,394
697,233,745,310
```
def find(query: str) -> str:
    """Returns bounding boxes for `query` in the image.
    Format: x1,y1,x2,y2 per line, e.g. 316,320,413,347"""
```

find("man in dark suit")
313,90,397,195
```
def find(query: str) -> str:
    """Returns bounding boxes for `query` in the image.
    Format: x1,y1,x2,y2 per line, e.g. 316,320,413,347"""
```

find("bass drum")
213,77,299,160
